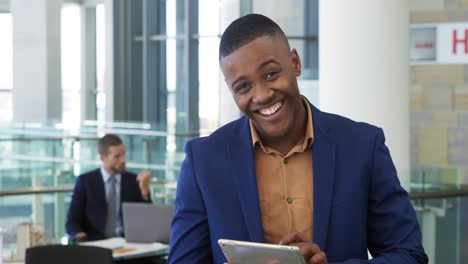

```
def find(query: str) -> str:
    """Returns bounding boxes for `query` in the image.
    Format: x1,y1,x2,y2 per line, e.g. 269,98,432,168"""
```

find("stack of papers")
80,237,168,259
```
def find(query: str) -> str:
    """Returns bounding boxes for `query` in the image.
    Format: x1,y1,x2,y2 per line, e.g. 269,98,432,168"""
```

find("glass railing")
0,121,196,261
0,189,73,260
1,121,468,263
409,166,468,264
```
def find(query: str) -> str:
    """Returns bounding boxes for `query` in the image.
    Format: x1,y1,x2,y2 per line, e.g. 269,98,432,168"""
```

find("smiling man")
168,14,427,264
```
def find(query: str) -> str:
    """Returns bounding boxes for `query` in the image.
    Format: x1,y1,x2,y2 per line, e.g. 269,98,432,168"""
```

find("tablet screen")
218,239,306,264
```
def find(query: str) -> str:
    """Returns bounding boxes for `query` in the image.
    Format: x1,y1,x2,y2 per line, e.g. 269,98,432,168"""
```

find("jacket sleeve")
168,141,213,264
65,175,86,236
331,128,428,264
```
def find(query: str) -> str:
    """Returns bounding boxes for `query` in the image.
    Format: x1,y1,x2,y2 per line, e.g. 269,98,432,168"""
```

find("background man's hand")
136,170,152,199
280,232,327,264
75,232,88,242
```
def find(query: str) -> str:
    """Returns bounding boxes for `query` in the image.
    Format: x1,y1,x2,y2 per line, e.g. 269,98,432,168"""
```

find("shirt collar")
249,96,314,150
100,167,121,184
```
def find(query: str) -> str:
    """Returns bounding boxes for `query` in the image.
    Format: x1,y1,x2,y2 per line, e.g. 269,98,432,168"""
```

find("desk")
81,237,168,263
3,238,168,264
4,256,166,264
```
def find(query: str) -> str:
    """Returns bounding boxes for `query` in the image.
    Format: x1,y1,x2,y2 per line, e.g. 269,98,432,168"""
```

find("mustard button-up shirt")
249,97,314,244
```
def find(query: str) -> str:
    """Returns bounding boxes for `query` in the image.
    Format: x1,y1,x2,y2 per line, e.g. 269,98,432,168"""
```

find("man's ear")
291,48,302,77
99,154,105,163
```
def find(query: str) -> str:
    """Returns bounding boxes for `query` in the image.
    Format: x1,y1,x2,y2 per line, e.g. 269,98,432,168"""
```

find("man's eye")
265,71,278,79
235,83,250,93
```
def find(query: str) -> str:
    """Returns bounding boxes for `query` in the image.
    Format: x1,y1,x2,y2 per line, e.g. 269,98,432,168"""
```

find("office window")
0,13,13,122
253,0,318,79
111,0,318,137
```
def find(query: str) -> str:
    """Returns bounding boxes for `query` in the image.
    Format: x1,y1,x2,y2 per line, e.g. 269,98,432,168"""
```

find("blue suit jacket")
65,169,150,240
168,104,427,264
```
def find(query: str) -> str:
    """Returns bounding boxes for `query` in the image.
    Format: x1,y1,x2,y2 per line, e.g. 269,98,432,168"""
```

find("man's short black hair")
98,134,123,156
219,13,288,61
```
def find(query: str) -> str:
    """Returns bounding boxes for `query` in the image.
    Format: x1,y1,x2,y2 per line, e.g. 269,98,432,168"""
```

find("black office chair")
25,244,113,264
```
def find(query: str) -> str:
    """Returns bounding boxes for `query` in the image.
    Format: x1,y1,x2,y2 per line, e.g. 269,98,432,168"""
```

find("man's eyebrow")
230,59,280,88
257,59,280,71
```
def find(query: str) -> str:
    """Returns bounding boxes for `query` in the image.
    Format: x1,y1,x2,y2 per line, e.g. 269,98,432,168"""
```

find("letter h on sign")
453,29,468,54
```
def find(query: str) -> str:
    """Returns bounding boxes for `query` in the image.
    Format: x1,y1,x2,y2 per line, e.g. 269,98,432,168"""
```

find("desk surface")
81,237,168,260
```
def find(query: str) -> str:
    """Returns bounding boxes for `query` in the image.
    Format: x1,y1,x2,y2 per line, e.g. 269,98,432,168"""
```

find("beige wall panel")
439,168,460,185
448,128,468,164
411,11,449,23
445,0,459,9
418,126,448,164
411,84,424,111
465,65,468,83
411,112,433,127
459,112,468,126
409,0,445,11
433,111,458,126
412,65,464,85
449,10,468,21
454,85,468,110
423,85,453,110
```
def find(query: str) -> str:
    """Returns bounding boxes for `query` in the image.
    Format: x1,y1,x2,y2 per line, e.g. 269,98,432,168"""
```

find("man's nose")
252,83,274,105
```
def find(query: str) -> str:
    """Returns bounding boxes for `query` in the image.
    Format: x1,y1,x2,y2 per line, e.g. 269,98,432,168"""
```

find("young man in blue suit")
66,134,152,241
169,14,427,264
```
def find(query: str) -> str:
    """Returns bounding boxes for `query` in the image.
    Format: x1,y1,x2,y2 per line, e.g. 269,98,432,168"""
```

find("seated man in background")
66,134,152,241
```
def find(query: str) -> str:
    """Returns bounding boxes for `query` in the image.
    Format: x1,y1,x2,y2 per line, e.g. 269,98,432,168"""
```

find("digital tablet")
218,239,306,264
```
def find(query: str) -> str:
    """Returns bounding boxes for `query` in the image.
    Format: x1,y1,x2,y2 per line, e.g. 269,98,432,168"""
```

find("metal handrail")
0,179,177,197
5,154,170,171
0,186,74,196
0,127,210,138
409,188,468,199
1,183,467,199
0,135,99,141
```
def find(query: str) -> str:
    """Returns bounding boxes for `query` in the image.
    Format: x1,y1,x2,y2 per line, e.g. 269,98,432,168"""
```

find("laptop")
122,202,173,244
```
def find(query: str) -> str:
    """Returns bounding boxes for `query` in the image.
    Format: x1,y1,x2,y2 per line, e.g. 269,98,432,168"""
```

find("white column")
81,6,97,122
104,0,114,122
319,0,410,189
218,0,241,126
11,0,62,123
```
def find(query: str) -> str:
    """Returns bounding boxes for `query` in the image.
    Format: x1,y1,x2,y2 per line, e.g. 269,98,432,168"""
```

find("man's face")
220,35,302,142
100,144,126,174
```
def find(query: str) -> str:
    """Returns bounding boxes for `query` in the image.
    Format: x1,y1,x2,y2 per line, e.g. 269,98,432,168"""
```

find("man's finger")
137,171,152,183
310,251,327,264
292,242,321,260
279,232,306,245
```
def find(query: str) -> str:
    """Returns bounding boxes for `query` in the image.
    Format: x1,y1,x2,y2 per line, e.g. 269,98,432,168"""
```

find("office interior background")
0,0,467,263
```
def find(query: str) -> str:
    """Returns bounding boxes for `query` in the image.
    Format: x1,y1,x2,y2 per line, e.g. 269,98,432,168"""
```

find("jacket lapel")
120,172,129,202
227,104,337,247
310,104,336,250
94,169,107,209
93,169,108,229
229,117,264,242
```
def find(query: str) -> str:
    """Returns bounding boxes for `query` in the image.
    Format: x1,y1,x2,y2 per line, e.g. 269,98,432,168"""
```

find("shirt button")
283,158,288,164
287,197,293,204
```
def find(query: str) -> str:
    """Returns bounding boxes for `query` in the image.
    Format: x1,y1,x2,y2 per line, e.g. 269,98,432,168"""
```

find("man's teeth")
259,102,282,116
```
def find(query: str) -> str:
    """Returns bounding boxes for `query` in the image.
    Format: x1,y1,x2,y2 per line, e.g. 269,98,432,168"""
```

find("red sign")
452,29,468,54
